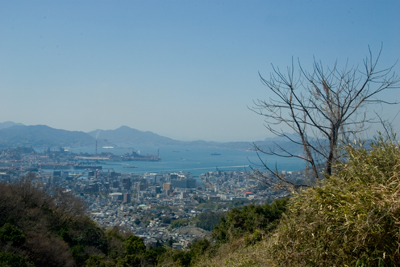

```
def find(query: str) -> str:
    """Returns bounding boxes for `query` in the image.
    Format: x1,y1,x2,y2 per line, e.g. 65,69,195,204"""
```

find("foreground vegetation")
1,137,399,266
158,199,288,266
187,137,400,267
0,176,165,267
268,137,400,266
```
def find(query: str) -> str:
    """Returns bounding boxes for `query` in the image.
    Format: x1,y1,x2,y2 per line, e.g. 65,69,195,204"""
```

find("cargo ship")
121,150,161,162
39,163,71,169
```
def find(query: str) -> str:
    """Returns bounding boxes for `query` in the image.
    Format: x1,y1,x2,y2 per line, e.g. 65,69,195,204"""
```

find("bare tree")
251,46,399,188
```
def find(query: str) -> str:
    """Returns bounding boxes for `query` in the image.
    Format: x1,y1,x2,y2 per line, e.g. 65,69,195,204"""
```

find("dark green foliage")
126,254,141,266
188,238,211,259
0,223,25,246
70,245,88,266
143,247,166,266
0,176,166,267
212,198,288,244
191,211,224,231
79,222,108,253
82,242,166,267
85,255,106,267
171,250,192,267
105,227,127,260
125,235,146,255
58,227,73,245
158,199,288,267
0,252,32,267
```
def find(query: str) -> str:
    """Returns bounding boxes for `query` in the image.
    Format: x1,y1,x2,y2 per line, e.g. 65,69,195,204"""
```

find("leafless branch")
249,46,399,190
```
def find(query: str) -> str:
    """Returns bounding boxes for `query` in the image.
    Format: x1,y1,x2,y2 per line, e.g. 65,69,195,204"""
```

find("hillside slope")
0,121,24,130
168,137,400,267
0,176,166,267
88,126,183,146
0,125,95,148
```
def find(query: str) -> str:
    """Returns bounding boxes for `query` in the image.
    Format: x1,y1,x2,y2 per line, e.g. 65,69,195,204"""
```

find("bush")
244,229,262,246
212,198,288,244
0,223,25,246
163,199,288,267
191,212,225,231
0,176,167,267
0,252,32,267
125,235,146,256
270,138,400,266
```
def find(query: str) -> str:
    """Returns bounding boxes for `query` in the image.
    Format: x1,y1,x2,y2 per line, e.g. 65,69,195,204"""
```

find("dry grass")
191,138,400,267
193,237,274,267
266,138,400,266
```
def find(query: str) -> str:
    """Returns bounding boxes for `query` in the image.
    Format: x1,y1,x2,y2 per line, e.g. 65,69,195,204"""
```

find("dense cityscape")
0,146,294,249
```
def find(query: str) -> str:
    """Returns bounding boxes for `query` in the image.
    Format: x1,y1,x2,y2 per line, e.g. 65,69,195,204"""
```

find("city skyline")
1,1,399,142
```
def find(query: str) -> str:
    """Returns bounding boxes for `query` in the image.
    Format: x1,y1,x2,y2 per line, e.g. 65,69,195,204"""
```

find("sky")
0,0,399,142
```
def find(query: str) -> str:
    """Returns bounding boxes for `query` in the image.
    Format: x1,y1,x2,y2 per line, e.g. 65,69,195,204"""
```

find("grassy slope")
190,137,400,267
193,238,273,267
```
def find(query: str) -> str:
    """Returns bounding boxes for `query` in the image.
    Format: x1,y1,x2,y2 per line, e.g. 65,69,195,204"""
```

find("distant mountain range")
0,122,303,154
0,121,24,130
0,124,95,148
88,126,184,146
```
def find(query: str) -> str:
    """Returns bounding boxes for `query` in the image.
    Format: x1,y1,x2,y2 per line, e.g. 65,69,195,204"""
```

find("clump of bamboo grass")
269,136,400,266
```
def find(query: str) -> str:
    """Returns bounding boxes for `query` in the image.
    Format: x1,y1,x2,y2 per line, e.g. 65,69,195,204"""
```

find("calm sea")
65,145,305,177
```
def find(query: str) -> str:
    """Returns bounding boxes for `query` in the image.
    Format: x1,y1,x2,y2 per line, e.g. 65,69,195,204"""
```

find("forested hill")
0,125,95,148
88,125,305,153
0,122,304,153
88,125,184,146
0,176,166,267
0,121,24,130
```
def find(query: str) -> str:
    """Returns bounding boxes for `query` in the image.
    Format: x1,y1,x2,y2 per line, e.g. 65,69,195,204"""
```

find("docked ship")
39,163,71,169
121,150,161,162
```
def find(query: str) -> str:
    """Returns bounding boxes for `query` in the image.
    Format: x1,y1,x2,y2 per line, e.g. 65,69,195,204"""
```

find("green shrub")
125,235,146,256
244,229,262,246
270,138,400,266
191,212,225,231
0,252,32,267
0,223,25,246
212,198,288,244
188,238,211,260
85,255,106,267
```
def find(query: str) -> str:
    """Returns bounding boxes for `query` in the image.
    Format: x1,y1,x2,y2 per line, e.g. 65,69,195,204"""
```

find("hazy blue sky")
1,1,399,142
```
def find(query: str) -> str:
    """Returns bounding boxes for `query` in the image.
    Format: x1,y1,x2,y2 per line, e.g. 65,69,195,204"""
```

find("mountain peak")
0,125,95,148
87,126,179,146
0,121,25,130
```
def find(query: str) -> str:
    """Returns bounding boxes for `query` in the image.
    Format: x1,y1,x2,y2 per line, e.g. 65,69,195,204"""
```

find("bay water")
67,145,305,178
